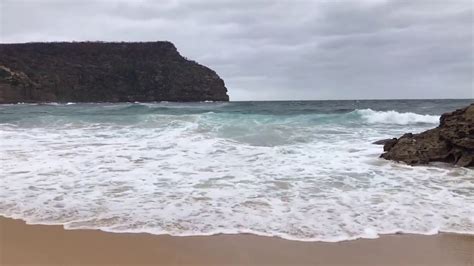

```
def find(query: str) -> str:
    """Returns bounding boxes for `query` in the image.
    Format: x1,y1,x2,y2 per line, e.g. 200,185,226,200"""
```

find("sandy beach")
0,216,472,266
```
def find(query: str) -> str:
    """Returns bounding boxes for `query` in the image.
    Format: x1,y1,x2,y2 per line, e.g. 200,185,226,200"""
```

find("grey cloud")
1,0,472,100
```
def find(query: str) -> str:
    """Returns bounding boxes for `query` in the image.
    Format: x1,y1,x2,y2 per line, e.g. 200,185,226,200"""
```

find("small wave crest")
354,109,439,125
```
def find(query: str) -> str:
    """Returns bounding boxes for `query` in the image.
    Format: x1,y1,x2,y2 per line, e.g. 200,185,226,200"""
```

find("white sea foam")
0,107,473,242
355,109,440,125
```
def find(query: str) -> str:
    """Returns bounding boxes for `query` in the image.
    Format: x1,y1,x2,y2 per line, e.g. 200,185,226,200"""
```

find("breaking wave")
355,109,440,125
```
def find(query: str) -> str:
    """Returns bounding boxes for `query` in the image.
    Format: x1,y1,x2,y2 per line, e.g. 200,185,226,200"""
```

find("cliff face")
0,42,229,103
381,104,474,168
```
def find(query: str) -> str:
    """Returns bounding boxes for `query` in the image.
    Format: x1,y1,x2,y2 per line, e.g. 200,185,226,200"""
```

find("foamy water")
0,100,473,241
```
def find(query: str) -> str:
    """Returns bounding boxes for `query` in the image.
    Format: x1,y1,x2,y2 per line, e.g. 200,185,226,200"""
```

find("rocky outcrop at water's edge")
380,104,474,168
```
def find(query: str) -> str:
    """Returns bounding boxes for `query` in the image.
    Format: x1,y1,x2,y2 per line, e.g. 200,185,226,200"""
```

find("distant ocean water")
0,99,473,242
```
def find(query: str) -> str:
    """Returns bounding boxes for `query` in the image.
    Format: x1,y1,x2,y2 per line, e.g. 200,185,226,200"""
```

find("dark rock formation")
0,42,229,103
381,104,474,167
372,138,397,147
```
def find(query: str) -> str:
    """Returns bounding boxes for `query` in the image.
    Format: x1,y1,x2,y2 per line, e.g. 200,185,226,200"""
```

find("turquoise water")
0,99,473,241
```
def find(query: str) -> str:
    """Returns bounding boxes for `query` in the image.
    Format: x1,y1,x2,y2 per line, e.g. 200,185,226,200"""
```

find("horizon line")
229,98,474,102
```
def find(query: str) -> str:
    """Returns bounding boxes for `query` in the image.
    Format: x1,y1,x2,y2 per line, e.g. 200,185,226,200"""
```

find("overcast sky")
1,0,473,100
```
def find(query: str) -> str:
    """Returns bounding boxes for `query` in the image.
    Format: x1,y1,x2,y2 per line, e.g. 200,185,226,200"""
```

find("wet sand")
1,217,473,266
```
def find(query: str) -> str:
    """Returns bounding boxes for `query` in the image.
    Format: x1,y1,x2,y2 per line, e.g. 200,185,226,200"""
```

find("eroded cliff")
0,42,229,103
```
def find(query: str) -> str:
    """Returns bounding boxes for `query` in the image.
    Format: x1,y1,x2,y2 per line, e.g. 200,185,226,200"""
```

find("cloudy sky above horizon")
1,0,473,100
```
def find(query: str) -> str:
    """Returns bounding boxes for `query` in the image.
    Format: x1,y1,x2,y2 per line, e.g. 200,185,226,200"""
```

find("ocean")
0,99,473,242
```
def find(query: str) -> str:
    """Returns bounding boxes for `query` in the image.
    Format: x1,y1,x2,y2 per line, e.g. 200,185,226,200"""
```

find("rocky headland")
0,42,229,103
380,104,474,167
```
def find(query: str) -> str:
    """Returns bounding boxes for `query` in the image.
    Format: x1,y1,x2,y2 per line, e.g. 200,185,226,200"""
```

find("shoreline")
1,216,473,266
2,214,474,243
